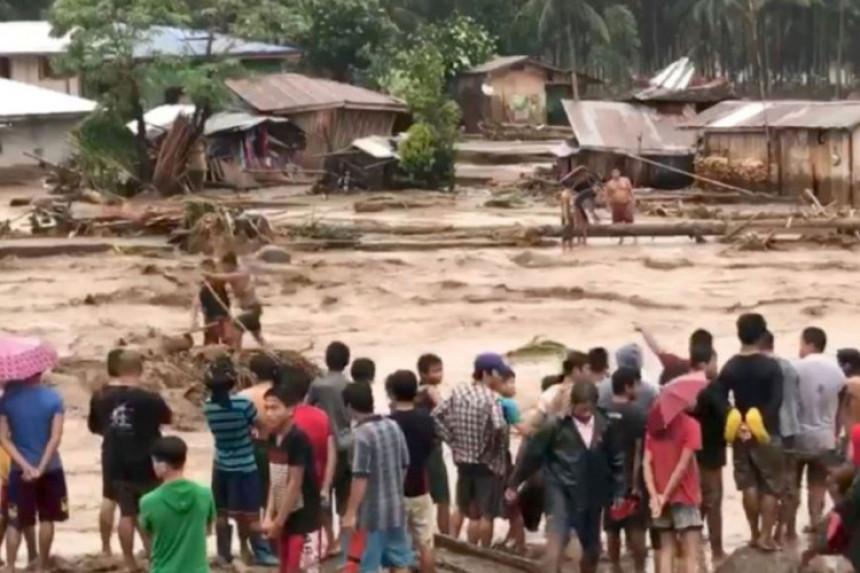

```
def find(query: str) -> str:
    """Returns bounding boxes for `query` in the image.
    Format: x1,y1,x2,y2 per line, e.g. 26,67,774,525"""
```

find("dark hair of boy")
220,251,238,267
562,351,589,375
587,348,610,374
571,379,599,406
387,370,419,402
659,361,690,386
689,328,713,349
611,367,640,396
758,330,775,352
264,380,303,408
542,374,564,391
802,326,827,353
417,353,442,375
205,356,237,407
151,436,188,469
277,365,314,401
350,358,376,384
689,344,715,368
249,353,280,383
106,348,124,378
342,381,374,414
116,350,144,377
737,313,767,346
838,348,860,377
325,341,350,372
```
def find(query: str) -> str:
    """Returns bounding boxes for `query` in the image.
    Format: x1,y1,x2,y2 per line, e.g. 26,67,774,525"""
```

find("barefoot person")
559,188,575,252
139,437,215,573
90,350,172,572
416,354,451,535
715,314,784,551
192,259,234,346
204,252,264,349
605,168,636,244
0,341,67,573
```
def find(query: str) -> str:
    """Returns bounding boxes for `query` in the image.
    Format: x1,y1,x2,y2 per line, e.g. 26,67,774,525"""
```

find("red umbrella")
647,374,707,433
0,337,58,383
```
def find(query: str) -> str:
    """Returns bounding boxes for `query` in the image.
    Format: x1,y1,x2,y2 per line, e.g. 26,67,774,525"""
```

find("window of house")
39,57,65,80
0,58,10,79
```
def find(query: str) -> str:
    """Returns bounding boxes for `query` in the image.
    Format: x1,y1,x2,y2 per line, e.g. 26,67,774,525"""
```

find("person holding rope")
192,258,235,346
203,252,265,350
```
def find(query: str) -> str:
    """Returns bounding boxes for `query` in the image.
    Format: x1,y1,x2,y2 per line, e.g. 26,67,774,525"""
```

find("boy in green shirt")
140,437,215,573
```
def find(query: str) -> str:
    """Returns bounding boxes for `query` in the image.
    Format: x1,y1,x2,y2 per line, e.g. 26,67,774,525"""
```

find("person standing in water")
604,168,636,244
203,252,264,349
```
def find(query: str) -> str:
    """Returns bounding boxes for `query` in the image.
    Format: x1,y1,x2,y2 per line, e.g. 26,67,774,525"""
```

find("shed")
455,55,600,133
0,78,96,175
226,73,407,170
686,100,860,204
557,100,696,189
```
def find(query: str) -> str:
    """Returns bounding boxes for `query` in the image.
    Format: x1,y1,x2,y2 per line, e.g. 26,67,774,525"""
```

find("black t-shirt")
271,426,321,535
603,400,646,489
389,408,435,497
694,383,728,469
716,354,784,435
89,385,172,481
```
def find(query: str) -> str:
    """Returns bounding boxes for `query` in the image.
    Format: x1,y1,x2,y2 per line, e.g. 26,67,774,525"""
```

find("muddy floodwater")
0,188,857,569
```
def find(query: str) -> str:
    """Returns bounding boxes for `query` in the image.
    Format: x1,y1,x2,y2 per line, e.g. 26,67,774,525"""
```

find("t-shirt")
0,382,64,471
776,357,802,440
269,426,321,535
499,398,523,425
693,383,728,469
293,404,332,485
716,354,783,436
794,353,846,452
203,395,257,473
307,371,351,450
140,478,215,573
645,413,702,506
89,385,172,482
389,409,435,497
658,351,692,386
603,400,647,488
352,416,409,531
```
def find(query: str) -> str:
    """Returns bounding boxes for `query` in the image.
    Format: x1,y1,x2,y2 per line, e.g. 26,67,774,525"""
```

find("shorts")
603,497,648,533
113,480,158,517
611,202,634,224
427,445,450,505
279,530,322,573
405,494,435,549
700,466,723,517
795,450,834,487
561,221,575,241
544,483,601,560
332,450,352,517
733,438,785,496
341,527,415,573
8,469,69,529
101,454,115,500
651,503,703,532
212,468,263,517
235,305,263,335
455,464,501,519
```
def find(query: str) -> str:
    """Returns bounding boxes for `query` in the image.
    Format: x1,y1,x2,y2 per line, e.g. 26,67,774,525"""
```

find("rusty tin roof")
227,73,406,115
562,100,696,156
684,100,860,130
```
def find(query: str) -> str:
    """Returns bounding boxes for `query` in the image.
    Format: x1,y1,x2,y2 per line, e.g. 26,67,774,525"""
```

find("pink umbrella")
0,337,58,383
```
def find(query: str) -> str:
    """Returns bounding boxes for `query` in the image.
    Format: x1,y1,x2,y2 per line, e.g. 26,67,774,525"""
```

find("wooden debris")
152,115,194,196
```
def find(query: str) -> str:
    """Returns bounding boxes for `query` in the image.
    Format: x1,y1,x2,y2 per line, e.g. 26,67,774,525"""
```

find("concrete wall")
0,117,81,169
6,55,80,96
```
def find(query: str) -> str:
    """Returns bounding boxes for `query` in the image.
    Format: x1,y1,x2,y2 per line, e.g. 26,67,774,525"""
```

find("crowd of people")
2,310,860,572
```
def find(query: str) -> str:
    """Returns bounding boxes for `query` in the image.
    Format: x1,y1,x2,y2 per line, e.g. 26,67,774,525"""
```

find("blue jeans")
341,526,415,572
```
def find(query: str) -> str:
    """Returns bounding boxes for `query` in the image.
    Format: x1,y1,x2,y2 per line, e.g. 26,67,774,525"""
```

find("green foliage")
72,110,139,194
294,0,396,81
422,15,497,79
591,4,641,86
399,122,456,190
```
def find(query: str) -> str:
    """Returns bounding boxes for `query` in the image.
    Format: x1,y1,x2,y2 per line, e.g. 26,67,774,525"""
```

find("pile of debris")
479,121,573,141
695,156,770,190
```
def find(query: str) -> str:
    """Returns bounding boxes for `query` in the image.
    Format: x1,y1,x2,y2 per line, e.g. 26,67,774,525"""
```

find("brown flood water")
0,189,856,569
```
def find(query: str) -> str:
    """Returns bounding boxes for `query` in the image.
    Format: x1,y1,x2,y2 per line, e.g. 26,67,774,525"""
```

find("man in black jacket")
506,381,625,573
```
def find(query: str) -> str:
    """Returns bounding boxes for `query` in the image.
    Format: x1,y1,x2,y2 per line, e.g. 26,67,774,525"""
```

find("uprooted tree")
50,0,289,194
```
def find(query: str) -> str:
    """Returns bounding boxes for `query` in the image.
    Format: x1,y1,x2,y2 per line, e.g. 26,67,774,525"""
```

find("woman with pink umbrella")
0,336,68,573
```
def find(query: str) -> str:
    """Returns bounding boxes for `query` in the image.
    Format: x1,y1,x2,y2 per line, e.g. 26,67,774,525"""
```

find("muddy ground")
0,184,856,570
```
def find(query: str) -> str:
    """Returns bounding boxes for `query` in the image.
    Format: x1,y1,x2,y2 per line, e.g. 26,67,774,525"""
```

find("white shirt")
793,353,846,452
574,415,595,446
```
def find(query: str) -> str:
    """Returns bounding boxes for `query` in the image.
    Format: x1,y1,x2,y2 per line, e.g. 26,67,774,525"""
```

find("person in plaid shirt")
432,353,509,547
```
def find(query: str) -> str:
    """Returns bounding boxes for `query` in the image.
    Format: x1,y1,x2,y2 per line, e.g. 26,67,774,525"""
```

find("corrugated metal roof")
465,55,536,74
0,78,96,119
0,21,69,55
128,105,288,137
649,57,695,92
562,100,696,156
685,99,860,130
132,26,298,59
352,135,399,159
227,73,407,115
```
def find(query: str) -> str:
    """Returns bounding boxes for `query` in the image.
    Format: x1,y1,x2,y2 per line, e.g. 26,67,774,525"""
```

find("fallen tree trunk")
537,218,860,238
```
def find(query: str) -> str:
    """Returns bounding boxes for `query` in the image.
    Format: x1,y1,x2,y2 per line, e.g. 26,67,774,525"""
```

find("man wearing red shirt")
644,412,703,573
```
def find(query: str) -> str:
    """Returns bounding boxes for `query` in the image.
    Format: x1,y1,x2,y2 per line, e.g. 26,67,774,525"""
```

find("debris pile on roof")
632,57,733,104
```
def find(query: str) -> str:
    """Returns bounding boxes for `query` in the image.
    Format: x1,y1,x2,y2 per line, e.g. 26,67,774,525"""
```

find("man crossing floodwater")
605,168,636,245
